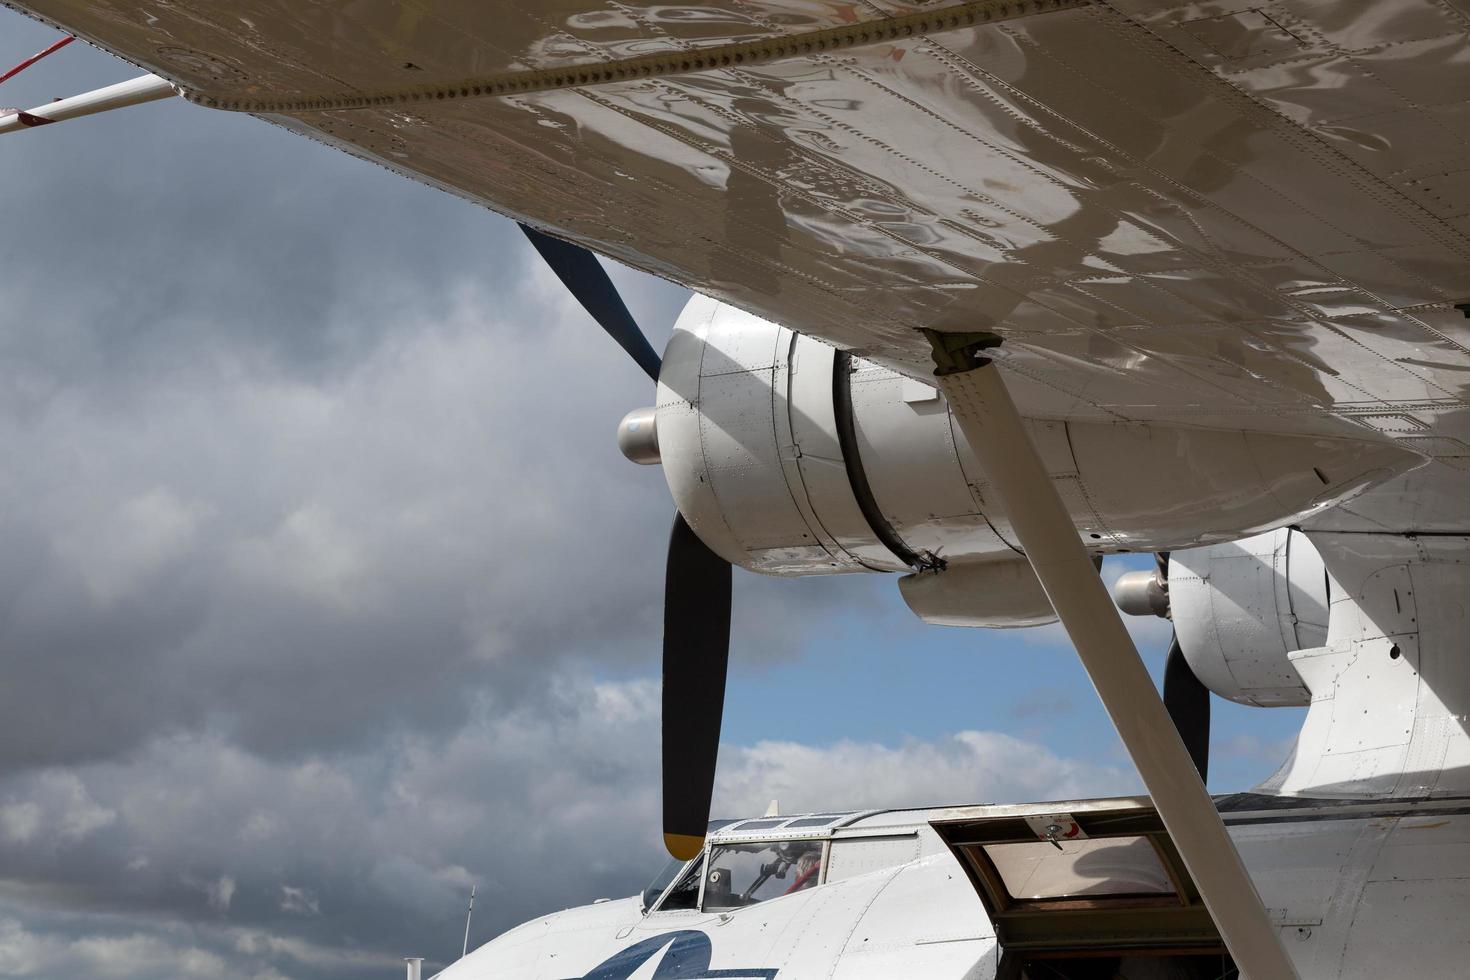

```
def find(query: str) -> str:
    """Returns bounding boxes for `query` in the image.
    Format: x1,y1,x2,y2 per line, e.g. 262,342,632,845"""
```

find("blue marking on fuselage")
572,930,777,980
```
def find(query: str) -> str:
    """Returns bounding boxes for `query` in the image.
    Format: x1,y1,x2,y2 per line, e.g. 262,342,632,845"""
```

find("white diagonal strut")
0,74,176,135
926,335,1297,980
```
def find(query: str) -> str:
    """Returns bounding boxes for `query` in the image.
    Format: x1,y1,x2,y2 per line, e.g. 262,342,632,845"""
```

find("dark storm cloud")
0,269,862,769
0,17,760,772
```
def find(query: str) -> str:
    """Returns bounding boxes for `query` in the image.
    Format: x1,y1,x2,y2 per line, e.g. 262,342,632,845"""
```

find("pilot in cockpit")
703,839,825,911
782,842,822,895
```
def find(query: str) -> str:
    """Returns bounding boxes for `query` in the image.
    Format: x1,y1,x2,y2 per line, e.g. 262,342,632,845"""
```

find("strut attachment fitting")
921,330,1003,376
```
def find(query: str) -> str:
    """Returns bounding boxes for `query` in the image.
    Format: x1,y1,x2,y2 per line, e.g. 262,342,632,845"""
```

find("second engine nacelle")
1167,528,1331,707
648,297,1417,579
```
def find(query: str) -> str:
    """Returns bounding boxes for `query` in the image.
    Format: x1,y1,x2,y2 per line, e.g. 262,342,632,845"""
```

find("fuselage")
441,795,1470,980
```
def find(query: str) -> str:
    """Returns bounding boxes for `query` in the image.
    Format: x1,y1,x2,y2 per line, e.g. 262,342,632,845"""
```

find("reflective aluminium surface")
14,0,1470,529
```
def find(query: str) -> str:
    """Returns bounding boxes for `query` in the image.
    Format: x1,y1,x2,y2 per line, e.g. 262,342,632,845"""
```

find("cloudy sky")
0,16,1306,980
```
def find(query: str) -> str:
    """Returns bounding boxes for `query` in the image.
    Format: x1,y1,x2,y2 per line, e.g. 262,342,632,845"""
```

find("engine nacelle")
653,297,1418,580
1168,528,1331,707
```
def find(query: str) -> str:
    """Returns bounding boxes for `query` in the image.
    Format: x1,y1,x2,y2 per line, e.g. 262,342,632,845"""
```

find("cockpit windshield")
660,857,703,911
644,854,703,913
703,840,824,911
641,856,689,912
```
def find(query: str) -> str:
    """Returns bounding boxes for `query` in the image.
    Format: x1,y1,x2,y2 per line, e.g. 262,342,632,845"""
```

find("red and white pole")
0,34,74,87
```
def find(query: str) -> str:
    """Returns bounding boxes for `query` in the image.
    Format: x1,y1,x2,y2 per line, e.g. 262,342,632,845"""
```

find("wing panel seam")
180,0,1089,113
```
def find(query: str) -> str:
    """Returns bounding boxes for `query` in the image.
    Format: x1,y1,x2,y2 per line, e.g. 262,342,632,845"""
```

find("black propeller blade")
518,224,662,382
518,224,733,859
1154,552,1211,781
1163,632,1211,782
662,512,733,860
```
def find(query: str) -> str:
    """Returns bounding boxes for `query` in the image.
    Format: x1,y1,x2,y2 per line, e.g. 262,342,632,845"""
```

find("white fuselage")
440,811,998,980
440,798,1470,980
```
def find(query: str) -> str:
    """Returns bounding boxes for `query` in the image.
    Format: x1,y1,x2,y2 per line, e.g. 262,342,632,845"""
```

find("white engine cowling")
653,296,1419,581
898,560,1057,629
1169,528,1332,707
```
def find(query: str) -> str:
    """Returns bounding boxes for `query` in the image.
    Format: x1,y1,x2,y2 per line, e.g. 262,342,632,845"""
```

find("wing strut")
922,330,1297,980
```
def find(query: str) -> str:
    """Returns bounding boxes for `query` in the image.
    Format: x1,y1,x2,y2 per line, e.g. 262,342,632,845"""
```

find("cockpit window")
658,856,704,912
641,856,690,913
702,840,824,911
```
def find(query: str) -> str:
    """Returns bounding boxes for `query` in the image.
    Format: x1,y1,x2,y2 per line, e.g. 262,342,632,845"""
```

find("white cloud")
204,877,236,913
240,810,283,843
0,804,42,846
69,934,229,979
227,927,398,971
52,774,117,841
0,910,395,980
278,886,319,917
51,488,209,607
716,730,1135,816
0,920,231,980
231,503,368,610
0,773,114,847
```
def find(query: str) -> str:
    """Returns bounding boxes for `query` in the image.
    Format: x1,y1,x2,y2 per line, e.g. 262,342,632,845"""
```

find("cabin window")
701,840,824,911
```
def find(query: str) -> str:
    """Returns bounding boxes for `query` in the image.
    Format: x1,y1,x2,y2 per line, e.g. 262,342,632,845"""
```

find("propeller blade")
1163,632,1210,781
1153,551,1209,779
662,511,732,860
519,224,661,382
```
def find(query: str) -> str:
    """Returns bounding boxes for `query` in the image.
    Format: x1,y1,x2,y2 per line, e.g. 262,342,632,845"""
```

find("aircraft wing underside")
12,0,1470,529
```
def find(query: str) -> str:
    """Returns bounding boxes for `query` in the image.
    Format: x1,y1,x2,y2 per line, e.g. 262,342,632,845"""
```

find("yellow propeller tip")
663,833,705,861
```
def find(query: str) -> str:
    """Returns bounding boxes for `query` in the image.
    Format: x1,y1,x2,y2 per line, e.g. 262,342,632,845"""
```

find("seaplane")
6,2,1470,977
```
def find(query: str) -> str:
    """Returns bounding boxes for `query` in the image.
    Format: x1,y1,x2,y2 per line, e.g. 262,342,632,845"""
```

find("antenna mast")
461,884,476,959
